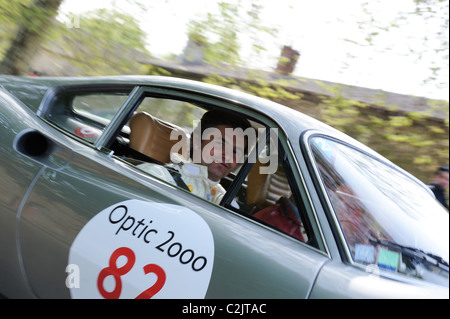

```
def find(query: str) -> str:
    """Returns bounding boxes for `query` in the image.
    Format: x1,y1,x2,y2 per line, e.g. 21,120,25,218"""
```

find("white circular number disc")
68,200,215,299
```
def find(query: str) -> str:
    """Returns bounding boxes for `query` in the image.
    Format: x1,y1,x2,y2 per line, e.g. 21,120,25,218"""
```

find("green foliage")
319,83,367,129
146,65,172,76
324,86,447,181
388,116,414,127
349,0,448,90
186,1,278,66
0,0,62,60
187,3,241,65
202,72,303,101
81,9,147,50
0,0,57,31
41,8,151,75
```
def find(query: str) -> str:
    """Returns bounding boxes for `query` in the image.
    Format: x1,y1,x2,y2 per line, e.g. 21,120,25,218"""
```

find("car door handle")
14,129,73,170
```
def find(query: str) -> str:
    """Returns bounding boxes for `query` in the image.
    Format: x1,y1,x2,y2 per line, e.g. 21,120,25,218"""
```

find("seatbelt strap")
164,165,191,192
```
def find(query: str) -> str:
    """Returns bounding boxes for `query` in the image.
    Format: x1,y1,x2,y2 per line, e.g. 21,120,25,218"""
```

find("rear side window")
72,94,129,122
39,86,133,144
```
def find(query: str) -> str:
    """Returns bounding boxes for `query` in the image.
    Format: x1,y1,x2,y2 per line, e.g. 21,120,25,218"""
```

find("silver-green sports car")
0,75,448,299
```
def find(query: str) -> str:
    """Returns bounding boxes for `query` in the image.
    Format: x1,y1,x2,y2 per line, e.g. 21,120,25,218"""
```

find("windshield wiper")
369,237,449,272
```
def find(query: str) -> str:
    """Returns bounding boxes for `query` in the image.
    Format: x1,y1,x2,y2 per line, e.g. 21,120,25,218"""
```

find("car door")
101,86,331,298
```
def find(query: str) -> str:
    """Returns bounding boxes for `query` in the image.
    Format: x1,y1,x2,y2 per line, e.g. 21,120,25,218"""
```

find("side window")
72,94,129,121
41,88,132,144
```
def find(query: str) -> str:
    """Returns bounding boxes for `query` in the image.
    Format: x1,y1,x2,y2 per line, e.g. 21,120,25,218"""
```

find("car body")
0,75,448,299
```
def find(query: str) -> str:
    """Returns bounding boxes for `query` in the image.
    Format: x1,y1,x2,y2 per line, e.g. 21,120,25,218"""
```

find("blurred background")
0,0,448,187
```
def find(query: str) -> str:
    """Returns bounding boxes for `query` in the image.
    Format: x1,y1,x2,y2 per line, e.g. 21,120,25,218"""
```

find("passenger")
253,196,305,242
428,165,449,210
138,110,253,204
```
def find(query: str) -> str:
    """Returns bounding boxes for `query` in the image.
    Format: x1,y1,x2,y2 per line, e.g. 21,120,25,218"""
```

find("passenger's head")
191,110,253,181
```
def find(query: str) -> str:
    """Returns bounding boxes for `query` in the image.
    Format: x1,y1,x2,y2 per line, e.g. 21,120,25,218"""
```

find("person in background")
428,166,449,210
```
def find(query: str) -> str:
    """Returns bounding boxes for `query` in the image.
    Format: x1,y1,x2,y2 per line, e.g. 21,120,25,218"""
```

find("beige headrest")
129,112,188,163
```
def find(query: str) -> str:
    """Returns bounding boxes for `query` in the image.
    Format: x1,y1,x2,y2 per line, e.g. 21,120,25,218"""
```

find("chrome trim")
37,87,57,117
301,130,355,262
284,137,330,257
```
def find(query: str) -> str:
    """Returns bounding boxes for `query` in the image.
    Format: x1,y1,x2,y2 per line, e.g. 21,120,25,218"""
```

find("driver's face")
196,125,245,181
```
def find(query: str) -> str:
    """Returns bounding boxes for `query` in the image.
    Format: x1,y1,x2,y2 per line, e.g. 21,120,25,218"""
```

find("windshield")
309,136,449,286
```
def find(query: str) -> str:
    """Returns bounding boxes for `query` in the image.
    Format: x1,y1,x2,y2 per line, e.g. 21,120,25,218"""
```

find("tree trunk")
0,0,63,75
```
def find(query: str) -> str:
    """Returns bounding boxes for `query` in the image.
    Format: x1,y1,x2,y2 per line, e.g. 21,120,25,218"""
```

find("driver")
138,110,253,205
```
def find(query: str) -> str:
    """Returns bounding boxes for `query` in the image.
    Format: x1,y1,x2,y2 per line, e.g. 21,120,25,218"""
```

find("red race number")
97,247,166,299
